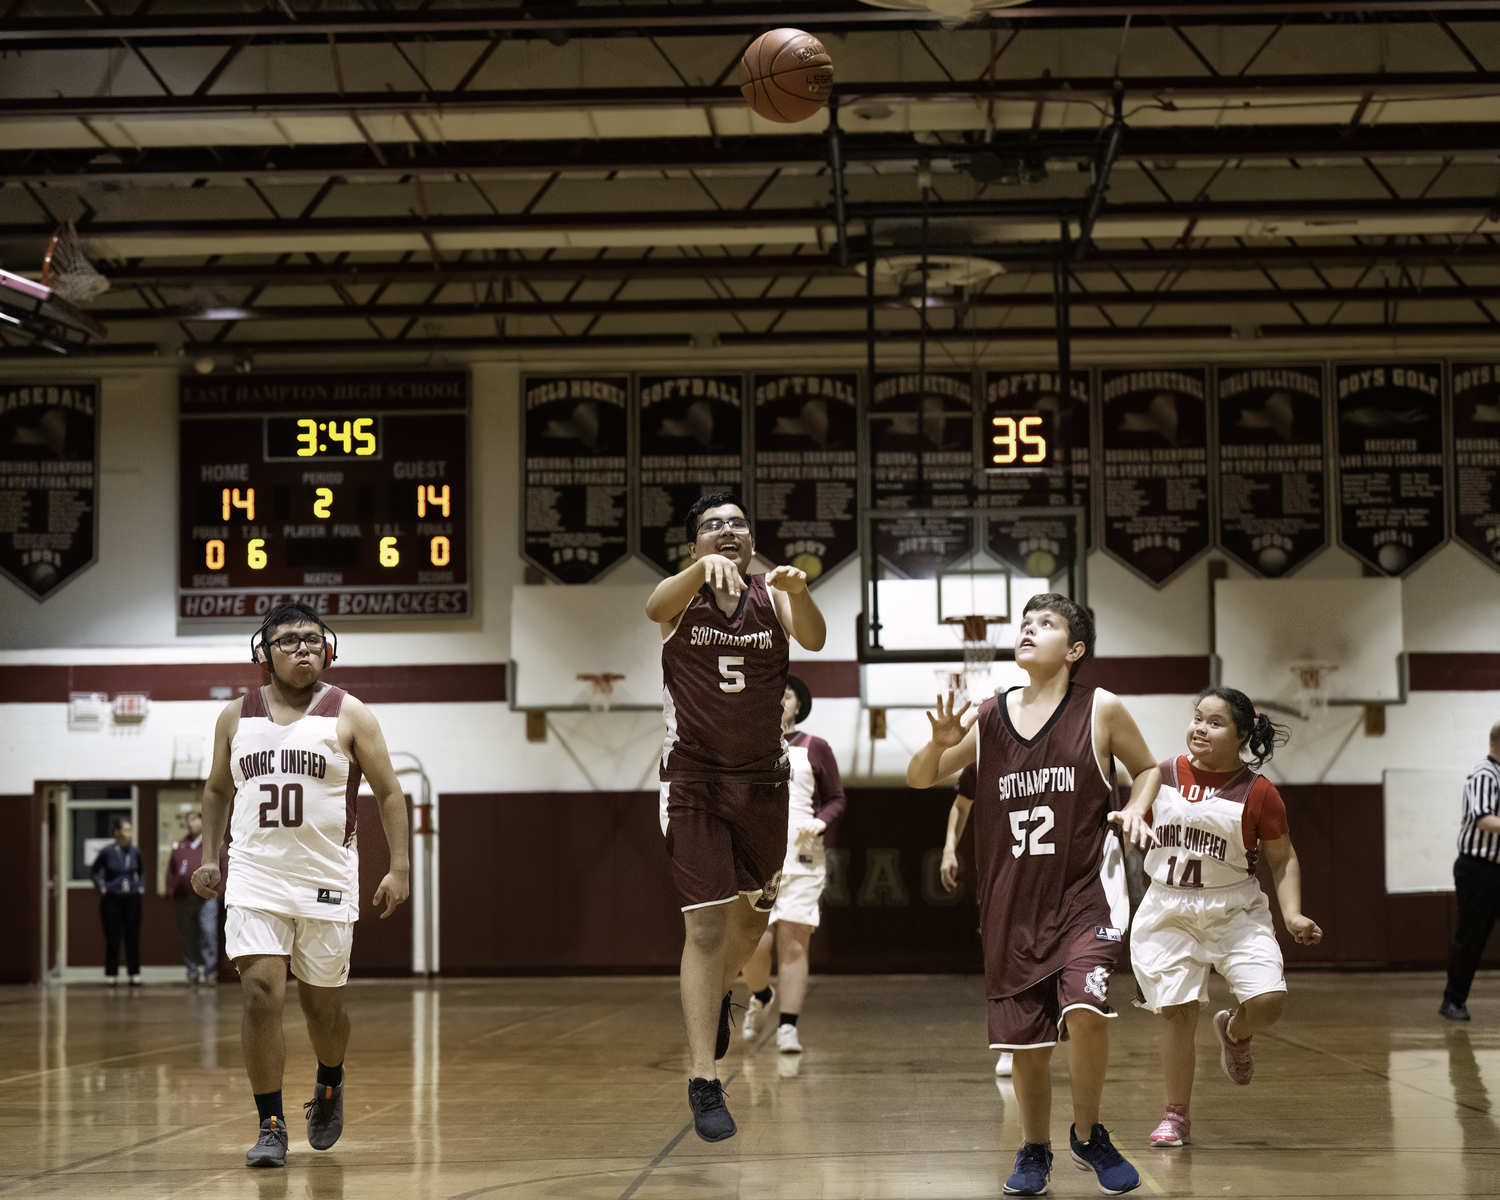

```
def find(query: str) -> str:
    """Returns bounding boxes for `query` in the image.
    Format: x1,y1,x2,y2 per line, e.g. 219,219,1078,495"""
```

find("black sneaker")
1440,998,1471,1022
714,991,735,1060
687,1077,737,1142
304,1082,344,1150
246,1115,288,1168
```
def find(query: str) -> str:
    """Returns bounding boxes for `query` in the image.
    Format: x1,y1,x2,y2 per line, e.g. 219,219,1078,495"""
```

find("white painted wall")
3,350,1499,796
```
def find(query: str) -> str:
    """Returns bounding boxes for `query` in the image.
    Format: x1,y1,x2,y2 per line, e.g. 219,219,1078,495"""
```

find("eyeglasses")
697,518,750,535
270,634,326,652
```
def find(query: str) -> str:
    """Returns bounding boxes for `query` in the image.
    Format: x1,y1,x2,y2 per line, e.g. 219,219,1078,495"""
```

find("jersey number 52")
1009,805,1056,858
258,783,305,829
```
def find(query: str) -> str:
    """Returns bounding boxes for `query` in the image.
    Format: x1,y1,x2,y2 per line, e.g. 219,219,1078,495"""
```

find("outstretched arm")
1099,691,1162,850
192,702,239,900
346,699,411,918
646,555,741,627
907,693,977,788
767,565,826,650
1260,835,1322,944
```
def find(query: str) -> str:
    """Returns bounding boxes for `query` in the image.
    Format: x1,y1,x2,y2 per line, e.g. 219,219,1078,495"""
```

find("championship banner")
1450,363,1500,573
752,372,859,584
871,513,975,579
637,374,746,576
868,371,974,508
522,375,631,584
0,382,99,601
1099,367,1211,587
1333,362,1446,577
1213,365,1328,578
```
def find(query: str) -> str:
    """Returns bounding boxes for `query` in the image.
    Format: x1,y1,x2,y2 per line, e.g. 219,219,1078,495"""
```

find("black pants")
100,893,142,978
1445,855,1500,1005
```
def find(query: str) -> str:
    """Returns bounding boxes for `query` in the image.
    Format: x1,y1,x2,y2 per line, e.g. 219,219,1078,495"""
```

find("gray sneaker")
246,1115,288,1168
304,1083,344,1150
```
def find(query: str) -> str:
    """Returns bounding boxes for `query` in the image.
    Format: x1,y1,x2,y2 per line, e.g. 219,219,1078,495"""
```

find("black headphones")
251,615,337,671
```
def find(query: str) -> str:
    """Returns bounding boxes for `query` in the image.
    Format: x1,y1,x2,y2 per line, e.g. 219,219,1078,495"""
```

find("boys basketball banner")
522,375,632,585
636,374,746,576
1098,367,1211,588
871,514,974,579
0,382,99,601
752,373,859,586
1213,365,1328,578
868,371,974,508
1450,363,1500,574
1333,362,1446,577
981,370,1090,576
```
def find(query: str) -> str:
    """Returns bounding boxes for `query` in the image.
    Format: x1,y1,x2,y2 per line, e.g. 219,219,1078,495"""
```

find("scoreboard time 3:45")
179,372,469,622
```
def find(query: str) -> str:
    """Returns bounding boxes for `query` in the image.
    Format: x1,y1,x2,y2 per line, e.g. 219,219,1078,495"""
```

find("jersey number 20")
258,782,305,829
1009,805,1056,858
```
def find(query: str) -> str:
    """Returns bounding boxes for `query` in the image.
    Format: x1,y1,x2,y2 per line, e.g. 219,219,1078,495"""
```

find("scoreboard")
179,372,469,622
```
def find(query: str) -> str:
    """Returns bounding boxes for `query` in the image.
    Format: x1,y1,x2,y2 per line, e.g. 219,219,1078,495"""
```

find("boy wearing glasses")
193,603,410,1169
645,493,827,1142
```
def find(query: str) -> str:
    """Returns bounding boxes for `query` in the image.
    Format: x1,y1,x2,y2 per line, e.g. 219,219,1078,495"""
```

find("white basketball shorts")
768,870,824,927
225,905,354,988
1130,877,1286,1012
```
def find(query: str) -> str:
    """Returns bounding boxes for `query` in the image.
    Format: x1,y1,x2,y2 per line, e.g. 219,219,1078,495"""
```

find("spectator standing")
92,818,144,987
1441,721,1500,1022
167,812,221,985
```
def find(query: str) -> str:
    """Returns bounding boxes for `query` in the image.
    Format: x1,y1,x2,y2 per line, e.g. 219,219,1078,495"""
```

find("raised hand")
1107,808,1160,850
1285,913,1322,945
925,691,971,751
698,553,743,596
765,564,809,595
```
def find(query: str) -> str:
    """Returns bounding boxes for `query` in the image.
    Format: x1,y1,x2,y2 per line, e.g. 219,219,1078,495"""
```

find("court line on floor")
1264,1028,1495,1115
0,1033,242,1088
0,1125,203,1193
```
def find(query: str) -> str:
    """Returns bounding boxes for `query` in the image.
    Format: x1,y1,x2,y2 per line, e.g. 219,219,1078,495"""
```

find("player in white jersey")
1111,686,1322,1149
740,675,847,1053
192,603,410,1169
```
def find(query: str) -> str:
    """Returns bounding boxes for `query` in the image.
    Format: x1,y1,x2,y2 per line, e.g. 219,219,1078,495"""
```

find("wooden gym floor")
0,971,1496,1199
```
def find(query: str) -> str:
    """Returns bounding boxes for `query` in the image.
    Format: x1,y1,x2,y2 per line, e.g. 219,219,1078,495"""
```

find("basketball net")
935,615,996,705
42,221,110,305
1288,661,1338,721
576,673,625,713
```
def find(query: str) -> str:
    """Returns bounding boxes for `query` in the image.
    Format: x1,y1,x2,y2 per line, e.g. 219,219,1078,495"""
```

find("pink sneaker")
1149,1108,1191,1147
1215,1009,1254,1085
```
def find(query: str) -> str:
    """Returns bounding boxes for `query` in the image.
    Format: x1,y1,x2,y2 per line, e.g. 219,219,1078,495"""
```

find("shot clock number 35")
178,372,470,621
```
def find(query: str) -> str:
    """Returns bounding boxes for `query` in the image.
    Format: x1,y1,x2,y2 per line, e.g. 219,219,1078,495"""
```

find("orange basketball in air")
739,28,833,124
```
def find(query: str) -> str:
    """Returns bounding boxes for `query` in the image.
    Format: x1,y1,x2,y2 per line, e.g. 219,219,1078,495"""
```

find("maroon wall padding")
1076,657,1212,694
0,794,42,983
1407,653,1500,692
789,660,860,698
349,794,413,977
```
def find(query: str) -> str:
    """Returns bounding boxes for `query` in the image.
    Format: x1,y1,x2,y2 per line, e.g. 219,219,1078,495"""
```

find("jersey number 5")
1009,805,1056,858
258,782,305,829
718,656,746,693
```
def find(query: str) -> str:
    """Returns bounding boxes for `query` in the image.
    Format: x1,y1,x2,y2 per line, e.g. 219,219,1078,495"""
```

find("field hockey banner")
0,382,99,602
1450,363,1500,575
1213,365,1329,578
1333,362,1447,577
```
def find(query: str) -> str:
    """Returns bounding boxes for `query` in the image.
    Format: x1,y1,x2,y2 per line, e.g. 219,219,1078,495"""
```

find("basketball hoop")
932,614,998,704
42,221,110,306
576,673,625,713
1288,660,1339,720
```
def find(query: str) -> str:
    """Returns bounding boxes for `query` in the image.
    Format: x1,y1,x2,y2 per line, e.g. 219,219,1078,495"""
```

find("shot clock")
178,372,469,621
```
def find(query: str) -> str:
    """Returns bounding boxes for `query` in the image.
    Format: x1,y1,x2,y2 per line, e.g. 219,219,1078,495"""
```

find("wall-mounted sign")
1214,365,1328,577
872,513,975,579
0,382,99,601
522,375,631,584
637,374,746,576
1099,367,1210,587
1333,362,1446,577
869,371,974,508
179,372,469,620
1451,363,1500,574
752,373,859,584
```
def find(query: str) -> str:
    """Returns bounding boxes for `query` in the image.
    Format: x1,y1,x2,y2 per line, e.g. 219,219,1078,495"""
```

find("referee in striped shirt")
1441,722,1500,1022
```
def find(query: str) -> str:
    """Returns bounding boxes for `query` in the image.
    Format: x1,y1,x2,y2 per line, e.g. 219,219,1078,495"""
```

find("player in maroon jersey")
908,593,1160,1197
645,492,827,1143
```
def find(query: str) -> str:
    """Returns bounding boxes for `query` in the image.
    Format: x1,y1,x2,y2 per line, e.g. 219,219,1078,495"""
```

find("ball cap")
786,674,812,725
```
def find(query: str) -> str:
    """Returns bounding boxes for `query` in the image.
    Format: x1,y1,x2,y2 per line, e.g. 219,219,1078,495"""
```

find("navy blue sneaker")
1070,1124,1138,1195
1003,1142,1053,1195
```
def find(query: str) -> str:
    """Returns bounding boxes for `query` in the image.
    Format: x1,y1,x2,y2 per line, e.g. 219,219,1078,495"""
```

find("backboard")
1213,578,1404,713
510,584,663,710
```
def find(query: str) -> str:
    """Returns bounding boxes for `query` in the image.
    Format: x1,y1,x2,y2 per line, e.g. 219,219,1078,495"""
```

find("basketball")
739,28,833,123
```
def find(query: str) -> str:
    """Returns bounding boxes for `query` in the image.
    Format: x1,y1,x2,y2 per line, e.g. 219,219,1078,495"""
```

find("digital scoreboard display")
179,372,469,622
985,410,1057,471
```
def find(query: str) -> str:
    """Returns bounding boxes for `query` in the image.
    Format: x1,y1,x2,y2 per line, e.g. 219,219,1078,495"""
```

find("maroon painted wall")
0,793,42,983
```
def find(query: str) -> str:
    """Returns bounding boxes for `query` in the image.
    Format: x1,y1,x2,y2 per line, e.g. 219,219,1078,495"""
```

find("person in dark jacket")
92,818,144,987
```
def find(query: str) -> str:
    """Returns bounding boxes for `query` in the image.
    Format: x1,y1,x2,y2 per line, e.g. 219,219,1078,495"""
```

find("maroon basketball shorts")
987,939,1121,1050
659,779,788,913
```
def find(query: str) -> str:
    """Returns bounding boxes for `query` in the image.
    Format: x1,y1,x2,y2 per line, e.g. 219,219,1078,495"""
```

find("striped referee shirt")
1458,756,1500,864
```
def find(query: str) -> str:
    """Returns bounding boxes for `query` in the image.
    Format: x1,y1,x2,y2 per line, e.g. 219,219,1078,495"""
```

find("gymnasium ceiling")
5,1,1500,360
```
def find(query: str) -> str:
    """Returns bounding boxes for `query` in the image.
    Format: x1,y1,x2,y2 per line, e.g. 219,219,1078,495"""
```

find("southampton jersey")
1145,756,1288,890
226,684,362,920
660,573,790,783
972,684,1130,999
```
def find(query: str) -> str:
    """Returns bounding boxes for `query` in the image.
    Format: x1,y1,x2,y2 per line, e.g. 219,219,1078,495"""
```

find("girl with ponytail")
1110,685,1322,1150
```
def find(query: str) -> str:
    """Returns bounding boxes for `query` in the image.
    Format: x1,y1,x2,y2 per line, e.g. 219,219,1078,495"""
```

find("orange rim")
41,232,61,287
